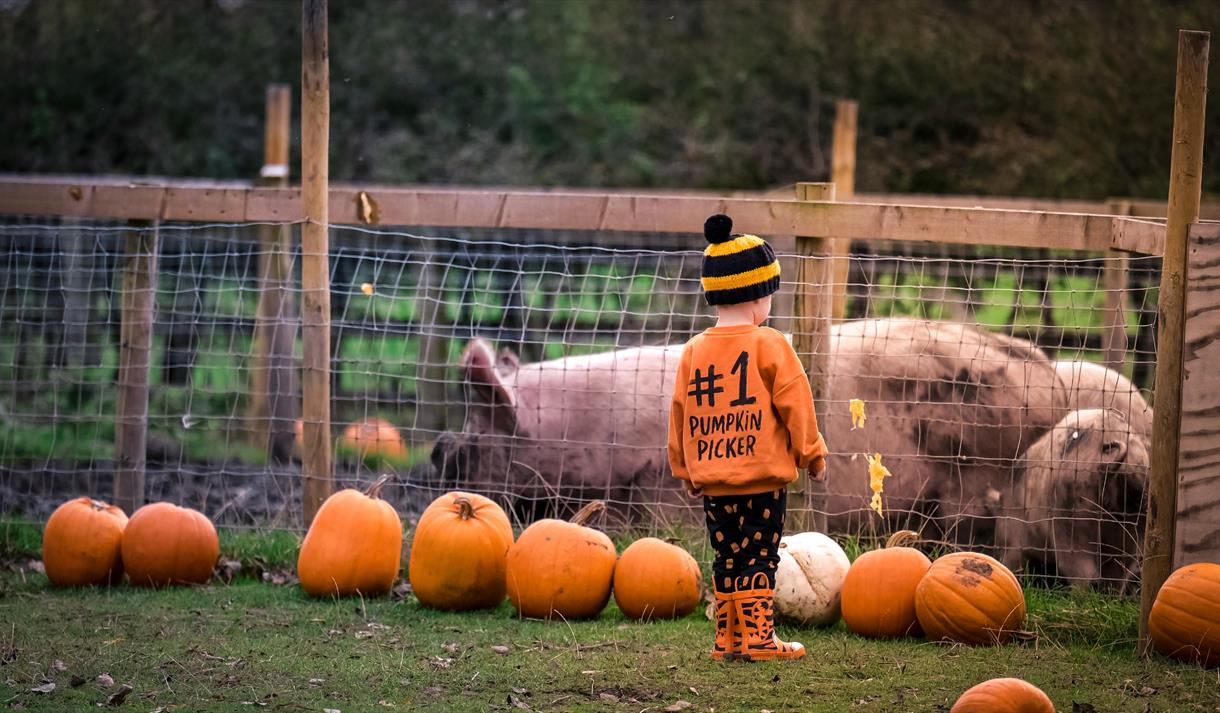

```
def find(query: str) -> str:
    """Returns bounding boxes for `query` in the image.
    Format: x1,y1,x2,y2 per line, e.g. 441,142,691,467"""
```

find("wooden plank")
249,84,299,465
114,221,158,515
162,187,248,222
301,0,333,524
0,176,1167,255
1177,221,1220,570
1142,29,1209,655
829,100,857,321
792,183,834,533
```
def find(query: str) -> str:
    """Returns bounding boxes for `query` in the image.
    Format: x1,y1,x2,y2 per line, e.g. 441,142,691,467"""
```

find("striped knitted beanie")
700,214,780,306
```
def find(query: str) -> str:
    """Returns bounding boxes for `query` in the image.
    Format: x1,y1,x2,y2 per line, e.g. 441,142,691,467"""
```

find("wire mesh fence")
0,216,1159,587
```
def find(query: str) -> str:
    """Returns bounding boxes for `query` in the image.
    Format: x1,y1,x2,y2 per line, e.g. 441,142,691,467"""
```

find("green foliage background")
0,0,1218,198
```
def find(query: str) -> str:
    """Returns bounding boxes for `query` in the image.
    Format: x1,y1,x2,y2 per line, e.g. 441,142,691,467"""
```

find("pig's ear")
460,338,516,407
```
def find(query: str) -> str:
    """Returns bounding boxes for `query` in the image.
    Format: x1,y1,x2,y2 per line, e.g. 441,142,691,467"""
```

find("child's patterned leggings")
703,488,786,593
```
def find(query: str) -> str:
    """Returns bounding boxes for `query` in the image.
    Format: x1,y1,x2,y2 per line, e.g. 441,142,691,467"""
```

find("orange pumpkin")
950,678,1054,713
122,502,219,587
339,417,406,461
506,501,617,620
613,537,701,620
42,497,128,587
915,552,1025,645
408,492,514,611
841,530,931,638
1149,562,1220,668
298,474,403,597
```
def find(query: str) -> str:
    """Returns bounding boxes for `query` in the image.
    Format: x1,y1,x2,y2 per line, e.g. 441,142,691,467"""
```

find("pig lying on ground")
416,318,1150,585
992,408,1148,590
815,319,1068,545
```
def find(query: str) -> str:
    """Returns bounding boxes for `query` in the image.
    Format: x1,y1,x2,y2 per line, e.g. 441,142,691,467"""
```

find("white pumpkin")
773,531,851,626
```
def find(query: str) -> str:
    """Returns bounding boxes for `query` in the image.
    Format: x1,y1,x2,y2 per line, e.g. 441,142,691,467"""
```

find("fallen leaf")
214,558,242,584
97,674,115,688
442,642,459,653
665,701,693,712
1072,705,1097,713
309,678,324,687
51,660,67,672
390,581,413,601
105,683,133,706
324,709,341,713
491,645,510,655
598,693,619,702
850,398,867,429
689,686,698,695
354,631,375,640
69,675,86,688
508,693,530,709
422,686,444,697
512,687,529,695
29,682,55,694
429,657,453,669
361,282,374,296
866,453,892,516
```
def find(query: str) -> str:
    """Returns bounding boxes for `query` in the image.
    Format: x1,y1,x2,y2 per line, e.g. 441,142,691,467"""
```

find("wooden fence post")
301,0,333,524
249,84,299,464
792,182,835,532
114,220,158,515
829,100,857,321
1102,201,1132,375
1140,28,1209,655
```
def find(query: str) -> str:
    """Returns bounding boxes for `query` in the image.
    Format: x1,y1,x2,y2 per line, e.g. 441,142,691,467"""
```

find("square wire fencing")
0,217,1159,589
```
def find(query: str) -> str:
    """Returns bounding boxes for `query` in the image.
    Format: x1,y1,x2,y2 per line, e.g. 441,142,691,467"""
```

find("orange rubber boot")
710,589,738,661
732,573,805,662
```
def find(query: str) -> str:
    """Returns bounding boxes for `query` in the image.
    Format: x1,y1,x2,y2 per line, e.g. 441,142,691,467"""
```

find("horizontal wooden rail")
0,175,1166,255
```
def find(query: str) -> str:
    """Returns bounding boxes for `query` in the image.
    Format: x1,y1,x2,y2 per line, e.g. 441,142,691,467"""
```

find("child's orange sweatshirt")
667,324,828,496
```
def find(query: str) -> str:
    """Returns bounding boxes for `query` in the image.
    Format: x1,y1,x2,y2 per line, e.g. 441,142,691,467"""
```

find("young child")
667,213,828,662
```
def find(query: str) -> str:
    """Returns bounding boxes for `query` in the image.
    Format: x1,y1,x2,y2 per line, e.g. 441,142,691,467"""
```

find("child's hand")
809,456,827,482
685,481,704,499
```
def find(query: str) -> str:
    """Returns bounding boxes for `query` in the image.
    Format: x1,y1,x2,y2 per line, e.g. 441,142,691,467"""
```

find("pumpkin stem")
364,473,395,499
569,500,606,526
885,530,920,548
89,499,108,511
455,496,475,521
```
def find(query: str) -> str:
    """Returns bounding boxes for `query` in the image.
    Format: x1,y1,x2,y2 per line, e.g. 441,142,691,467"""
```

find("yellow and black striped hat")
701,214,780,306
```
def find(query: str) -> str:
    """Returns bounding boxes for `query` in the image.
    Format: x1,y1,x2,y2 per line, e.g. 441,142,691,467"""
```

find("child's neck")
716,315,756,328
715,303,759,328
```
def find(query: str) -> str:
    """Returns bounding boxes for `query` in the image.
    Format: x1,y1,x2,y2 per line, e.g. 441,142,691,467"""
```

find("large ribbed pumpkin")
298,474,403,598
915,552,1025,645
506,501,617,620
408,491,514,611
950,678,1054,713
122,502,219,587
841,530,931,638
1149,562,1220,668
43,497,128,587
613,538,701,620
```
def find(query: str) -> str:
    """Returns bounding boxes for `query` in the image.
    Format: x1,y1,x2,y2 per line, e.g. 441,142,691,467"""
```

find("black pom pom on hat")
704,214,733,244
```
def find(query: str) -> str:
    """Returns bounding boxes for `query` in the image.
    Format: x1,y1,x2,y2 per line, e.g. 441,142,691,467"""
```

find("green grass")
1,524,1218,711
2,576,1218,712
